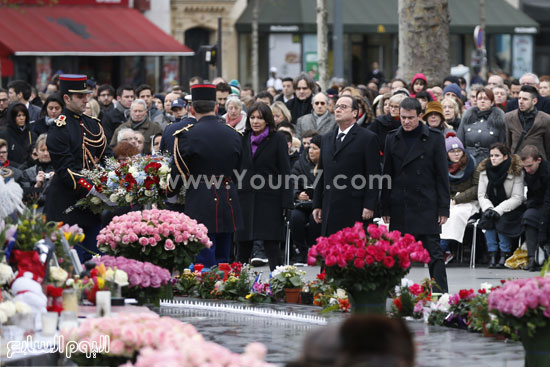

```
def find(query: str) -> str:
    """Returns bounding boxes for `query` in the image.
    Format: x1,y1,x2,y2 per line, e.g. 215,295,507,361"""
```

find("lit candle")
96,291,111,317
62,289,78,313
41,312,58,336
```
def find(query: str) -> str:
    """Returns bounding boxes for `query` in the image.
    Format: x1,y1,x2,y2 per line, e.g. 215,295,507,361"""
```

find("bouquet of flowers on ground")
391,279,433,318
308,223,431,296
488,276,550,337
93,255,173,305
75,155,181,214
85,263,129,304
269,265,306,298
0,299,31,324
61,312,273,367
214,263,254,300
97,209,212,271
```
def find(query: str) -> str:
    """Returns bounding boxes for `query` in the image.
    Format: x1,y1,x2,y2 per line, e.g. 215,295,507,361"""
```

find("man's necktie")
336,132,345,150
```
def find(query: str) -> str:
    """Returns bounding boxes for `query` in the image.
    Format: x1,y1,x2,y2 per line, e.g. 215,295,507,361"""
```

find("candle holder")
41,311,58,336
62,289,78,313
96,291,111,317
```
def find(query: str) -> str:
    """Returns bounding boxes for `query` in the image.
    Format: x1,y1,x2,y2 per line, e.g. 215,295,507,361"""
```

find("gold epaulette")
172,124,194,136
54,115,67,127
225,123,243,136
83,113,101,121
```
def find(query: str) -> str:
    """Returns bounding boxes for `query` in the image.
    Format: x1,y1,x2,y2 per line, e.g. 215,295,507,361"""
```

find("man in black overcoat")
381,97,450,293
313,95,381,236
45,74,111,262
167,84,243,268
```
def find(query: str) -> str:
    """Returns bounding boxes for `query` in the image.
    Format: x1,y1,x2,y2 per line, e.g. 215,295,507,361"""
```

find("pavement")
252,262,538,294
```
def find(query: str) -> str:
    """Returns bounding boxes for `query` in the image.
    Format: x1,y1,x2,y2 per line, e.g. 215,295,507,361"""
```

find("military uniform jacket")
381,124,450,235
45,108,108,227
168,115,243,234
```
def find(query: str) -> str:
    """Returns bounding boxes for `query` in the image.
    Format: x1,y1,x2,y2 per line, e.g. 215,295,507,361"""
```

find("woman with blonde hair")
271,101,292,126
85,98,101,119
441,97,462,130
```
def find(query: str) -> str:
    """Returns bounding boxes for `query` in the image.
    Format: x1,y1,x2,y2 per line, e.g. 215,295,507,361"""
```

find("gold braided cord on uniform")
80,122,107,170
173,136,190,178
67,168,84,190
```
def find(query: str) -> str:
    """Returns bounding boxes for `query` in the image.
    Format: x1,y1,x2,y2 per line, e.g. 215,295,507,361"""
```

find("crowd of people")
1,67,550,286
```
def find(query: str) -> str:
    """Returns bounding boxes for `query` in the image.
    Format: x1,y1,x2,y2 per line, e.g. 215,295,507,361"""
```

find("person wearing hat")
159,96,196,154
443,83,462,104
266,66,283,92
167,84,244,268
423,101,453,135
440,132,480,265
170,98,187,122
44,74,112,262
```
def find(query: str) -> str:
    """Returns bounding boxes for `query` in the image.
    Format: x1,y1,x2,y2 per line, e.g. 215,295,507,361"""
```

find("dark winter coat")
367,114,401,154
381,123,450,235
286,95,313,124
457,106,506,166
0,103,37,168
313,124,381,236
291,149,316,201
101,103,130,143
236,131,293,242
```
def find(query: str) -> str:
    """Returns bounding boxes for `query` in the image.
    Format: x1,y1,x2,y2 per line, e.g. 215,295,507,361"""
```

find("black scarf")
518,107,538,132
486,156,511,206
476,108,492,121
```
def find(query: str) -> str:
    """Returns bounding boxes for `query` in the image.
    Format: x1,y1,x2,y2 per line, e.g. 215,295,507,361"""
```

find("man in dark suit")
167,84,243,268
381,97,450,293
313,95,381,236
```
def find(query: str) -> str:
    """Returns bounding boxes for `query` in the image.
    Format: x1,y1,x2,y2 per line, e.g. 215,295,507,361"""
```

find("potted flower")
97,209,212,272
308,222,430,313
488,276,550,366
269,265,306,303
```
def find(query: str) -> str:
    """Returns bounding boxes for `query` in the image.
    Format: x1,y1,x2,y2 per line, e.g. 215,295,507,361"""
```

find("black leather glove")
485,208,500,220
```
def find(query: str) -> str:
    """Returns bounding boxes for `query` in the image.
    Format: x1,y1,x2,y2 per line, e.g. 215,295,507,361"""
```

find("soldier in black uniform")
45,74,112,262
167,84,243,268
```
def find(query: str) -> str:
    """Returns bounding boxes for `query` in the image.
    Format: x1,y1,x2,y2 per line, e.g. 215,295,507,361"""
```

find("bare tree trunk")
251,0,259,93
398,0,450,86
316,0,329,91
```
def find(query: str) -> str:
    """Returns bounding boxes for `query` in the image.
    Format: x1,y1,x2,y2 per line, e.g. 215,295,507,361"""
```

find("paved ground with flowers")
161,264,532,366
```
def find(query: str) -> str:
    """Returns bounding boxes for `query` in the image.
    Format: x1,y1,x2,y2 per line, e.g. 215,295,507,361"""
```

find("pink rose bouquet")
488,276,550,337
97,209,212,271
307,222,430,294
60,312,272,367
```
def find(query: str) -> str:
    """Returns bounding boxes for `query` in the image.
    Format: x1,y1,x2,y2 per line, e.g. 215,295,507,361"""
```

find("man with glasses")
97,84,115,114
286,74,316,124
506,72,550,114
0,138,22,182
0,88,8,129
313,95,381,236
296,92,335,138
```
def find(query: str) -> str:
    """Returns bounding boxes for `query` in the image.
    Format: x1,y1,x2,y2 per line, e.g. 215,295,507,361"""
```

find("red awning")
0,6,194,57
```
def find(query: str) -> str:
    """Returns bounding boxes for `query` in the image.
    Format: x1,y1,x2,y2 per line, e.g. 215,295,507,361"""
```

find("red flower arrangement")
307,222,430,294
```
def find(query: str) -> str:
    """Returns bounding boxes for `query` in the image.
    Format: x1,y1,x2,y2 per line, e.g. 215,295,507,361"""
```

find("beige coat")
477,154,524,216
505,109,550,160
